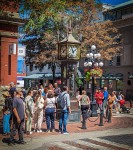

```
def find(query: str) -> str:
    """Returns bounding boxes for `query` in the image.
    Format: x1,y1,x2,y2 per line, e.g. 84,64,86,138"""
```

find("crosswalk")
49,137,133,150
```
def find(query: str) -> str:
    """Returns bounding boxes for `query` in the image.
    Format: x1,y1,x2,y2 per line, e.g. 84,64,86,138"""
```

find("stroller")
119,99,130,114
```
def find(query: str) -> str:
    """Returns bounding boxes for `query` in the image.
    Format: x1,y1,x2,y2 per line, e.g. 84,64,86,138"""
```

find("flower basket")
90,68,103,77
85,68,103,81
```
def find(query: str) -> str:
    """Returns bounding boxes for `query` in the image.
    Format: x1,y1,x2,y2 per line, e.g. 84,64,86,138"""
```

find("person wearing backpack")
78,90,90,129
58,86,71,134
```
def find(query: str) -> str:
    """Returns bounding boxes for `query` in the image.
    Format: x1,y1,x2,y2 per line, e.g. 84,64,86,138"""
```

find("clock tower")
58,29,81,96
58,29,81,122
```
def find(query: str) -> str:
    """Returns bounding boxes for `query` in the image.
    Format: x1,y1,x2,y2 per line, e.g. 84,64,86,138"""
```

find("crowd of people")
2,82,71,145
2,81,126,144
76,87,126,128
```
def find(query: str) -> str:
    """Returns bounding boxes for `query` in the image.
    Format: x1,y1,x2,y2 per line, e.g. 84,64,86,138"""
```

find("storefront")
23,73,61,89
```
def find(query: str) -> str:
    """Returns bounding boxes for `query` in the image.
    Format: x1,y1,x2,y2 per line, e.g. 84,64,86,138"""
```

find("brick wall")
0,37,18,85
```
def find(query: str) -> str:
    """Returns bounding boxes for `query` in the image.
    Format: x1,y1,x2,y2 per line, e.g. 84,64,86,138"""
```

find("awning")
23,73,61,80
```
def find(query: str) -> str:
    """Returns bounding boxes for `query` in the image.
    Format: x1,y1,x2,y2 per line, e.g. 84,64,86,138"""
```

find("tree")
0,0,122,68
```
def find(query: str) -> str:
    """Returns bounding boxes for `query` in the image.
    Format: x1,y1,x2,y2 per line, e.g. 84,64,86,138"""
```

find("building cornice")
112,17,133,28
0,17,25,25
0,31,19,38
0,11,25,26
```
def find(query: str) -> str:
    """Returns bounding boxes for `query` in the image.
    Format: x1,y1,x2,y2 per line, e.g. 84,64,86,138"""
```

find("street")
0,109,133,150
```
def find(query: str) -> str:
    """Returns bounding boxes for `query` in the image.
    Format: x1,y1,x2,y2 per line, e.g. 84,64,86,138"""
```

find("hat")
9,82,14,85
48,90,52,92
16,88,22,93
2,91,9,97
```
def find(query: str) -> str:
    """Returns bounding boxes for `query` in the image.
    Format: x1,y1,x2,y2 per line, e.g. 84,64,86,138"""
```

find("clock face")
60,45,67,58
68,46,78,58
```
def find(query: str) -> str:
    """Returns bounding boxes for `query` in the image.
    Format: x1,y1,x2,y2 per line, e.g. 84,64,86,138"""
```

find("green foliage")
85,68,103,81
85,71,91,81
0,0,122,69
75,76,83,87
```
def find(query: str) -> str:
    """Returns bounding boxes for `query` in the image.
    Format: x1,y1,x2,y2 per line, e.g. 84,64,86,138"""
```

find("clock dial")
60,46,67,58
69,46,77,57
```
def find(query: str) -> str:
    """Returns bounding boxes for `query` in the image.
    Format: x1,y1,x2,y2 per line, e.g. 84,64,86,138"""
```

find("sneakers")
51,129,55,133
37,130,43,133
46,130,50,133
63,132,69,135
59,129,62,134
17,140,26,144
27,131,33,135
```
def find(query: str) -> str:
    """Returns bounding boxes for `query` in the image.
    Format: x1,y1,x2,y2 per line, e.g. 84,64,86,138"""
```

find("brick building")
78,1,133,100
0,4,23,85
102,0,133,99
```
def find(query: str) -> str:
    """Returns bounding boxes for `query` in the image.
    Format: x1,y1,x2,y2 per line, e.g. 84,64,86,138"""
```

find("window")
116,80,124,91
116,56,121,66
8,55,11,75
116,10,122,19
19,50,23,53
109,60,113,66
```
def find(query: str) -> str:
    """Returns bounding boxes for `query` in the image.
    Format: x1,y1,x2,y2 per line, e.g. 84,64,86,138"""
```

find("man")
9,89,26,145
95,88,104,114
103,87,108,114
58,86,71,134
54,83,61,97
9,82,16,98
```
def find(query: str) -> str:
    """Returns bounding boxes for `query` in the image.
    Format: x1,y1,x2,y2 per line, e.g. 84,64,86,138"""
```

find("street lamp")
84,45,103,117
51,55,56,84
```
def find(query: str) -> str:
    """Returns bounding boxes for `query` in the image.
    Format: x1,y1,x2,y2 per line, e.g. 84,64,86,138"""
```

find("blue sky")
100,0,129,5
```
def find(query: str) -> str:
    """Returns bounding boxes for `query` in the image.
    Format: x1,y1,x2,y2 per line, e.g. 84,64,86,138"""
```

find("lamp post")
51,55,56,84
84,45,103,117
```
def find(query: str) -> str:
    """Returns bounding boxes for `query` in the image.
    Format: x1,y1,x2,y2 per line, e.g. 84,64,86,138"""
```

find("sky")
100,0,129,5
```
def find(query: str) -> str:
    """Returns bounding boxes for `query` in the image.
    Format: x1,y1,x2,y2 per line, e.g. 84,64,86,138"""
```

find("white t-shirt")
45,97,56,109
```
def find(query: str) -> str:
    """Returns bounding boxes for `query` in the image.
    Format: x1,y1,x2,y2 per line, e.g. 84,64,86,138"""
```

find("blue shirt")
60,91,70,110
104,90,108,101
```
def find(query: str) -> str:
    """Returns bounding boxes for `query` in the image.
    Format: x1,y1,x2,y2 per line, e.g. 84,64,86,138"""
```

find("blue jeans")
59,109,69,133
3,114,10,134
45,108,55,130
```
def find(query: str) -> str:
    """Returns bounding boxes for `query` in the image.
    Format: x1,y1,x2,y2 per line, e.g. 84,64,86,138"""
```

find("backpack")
57,93,67,109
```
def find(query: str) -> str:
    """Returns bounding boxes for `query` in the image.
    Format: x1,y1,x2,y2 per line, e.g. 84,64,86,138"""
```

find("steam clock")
58,29,81,122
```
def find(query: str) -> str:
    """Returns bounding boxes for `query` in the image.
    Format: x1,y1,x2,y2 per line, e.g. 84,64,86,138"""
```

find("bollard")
81,110,87,129
108,107,111,123
99,109,104,126
130,99,132,108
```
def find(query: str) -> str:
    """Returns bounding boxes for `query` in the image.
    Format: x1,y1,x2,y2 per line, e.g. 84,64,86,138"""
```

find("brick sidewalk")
1,112,133,140
0,101,132,140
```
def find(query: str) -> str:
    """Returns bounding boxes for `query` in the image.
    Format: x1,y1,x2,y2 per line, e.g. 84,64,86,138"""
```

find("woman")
112,91,119,113
33,91,44,133
107,92,116,117
25,89,34,135
45,90,56,133
78,90,90,129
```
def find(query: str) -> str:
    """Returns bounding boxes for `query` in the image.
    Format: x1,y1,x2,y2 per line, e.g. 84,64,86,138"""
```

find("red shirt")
119,99,125,107
95,92,104,104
